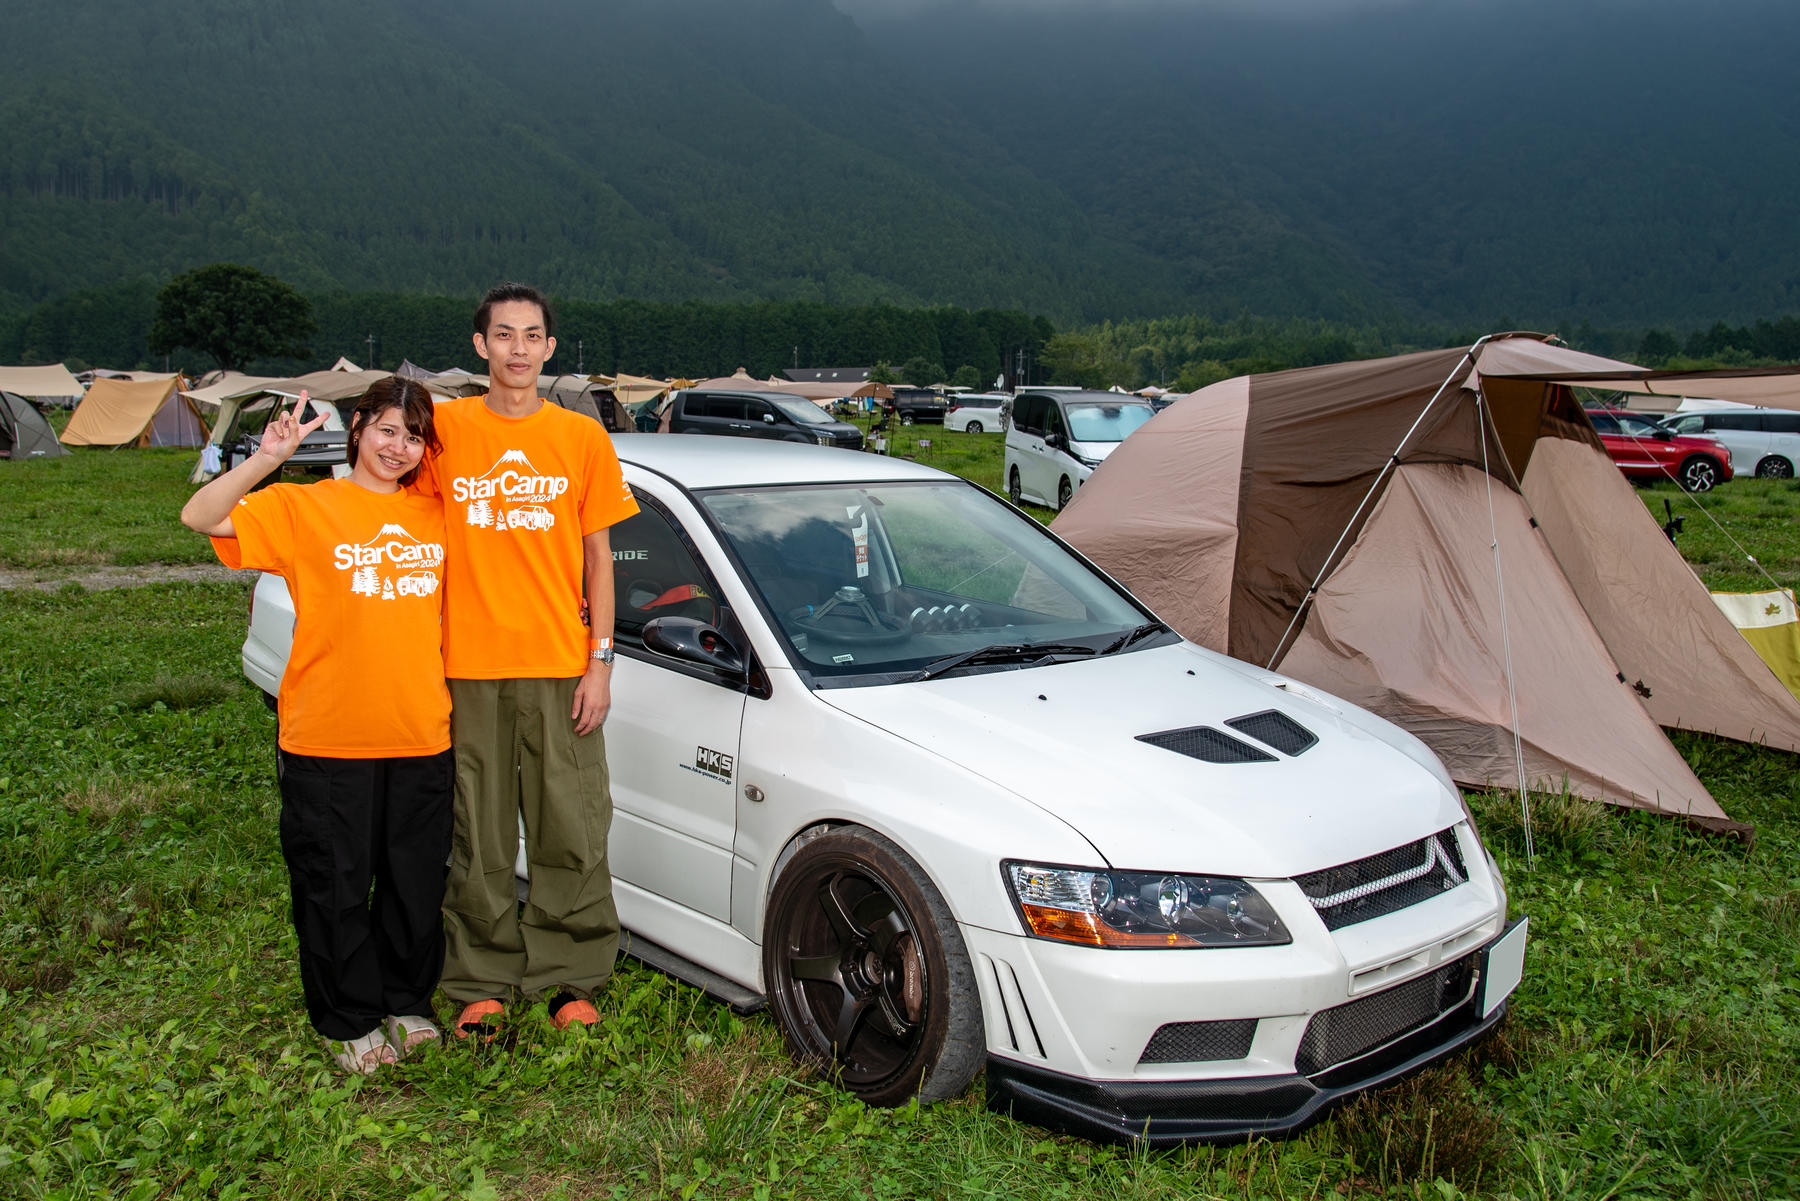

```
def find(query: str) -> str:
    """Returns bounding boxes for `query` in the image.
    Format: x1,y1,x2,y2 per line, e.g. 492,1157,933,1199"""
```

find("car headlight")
1003,861,1291,949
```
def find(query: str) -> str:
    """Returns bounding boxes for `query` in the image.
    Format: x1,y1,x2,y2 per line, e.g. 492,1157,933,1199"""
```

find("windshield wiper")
906,641,1100,683
1100,621,1167,656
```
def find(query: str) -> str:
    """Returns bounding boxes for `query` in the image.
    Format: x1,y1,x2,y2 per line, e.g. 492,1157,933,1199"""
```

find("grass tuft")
1327,1059,1510,1190
117,671,238,711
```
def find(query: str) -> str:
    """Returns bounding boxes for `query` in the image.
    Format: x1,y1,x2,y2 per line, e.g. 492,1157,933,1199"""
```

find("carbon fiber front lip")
984,928,1520,1147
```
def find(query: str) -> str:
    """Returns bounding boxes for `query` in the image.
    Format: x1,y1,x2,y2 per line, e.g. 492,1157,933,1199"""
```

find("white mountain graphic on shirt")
478,448,542,478
359,523,424,547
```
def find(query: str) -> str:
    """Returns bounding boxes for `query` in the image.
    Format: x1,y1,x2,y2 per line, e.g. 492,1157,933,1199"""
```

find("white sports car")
242,436,1525,1144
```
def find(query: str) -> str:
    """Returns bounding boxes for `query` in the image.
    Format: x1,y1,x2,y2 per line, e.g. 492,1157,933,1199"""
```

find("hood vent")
1225,710,1319,757
1137,726,1276,764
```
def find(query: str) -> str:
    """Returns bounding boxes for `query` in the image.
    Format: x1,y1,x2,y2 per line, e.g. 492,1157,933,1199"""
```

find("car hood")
1069,438,1124,461
816,642,1462,878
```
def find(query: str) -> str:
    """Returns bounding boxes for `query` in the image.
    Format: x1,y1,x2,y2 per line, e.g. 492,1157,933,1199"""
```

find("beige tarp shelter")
1,391,67,458
184,370,386,482
1054,334,1800,837
1520,365,1800,413
62,376,207,448
0,364,84,405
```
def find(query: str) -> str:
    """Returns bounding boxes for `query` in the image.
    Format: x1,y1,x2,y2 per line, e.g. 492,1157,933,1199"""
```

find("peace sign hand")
255,391,331,465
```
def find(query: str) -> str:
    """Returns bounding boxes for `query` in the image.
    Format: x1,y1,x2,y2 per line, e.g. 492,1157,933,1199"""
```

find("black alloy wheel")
1057,477,1074,509
1756,456,1795,479
1008,467,1023,505
1679,456,1720,492
762,827,983,1107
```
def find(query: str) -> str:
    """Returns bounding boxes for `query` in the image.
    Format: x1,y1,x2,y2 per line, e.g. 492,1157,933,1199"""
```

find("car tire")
901,414,916,426
1755,456,1795,479
966,420,983,435
1057,477,1073,509
1008,467,1023,505
762,827,983,1107
1678,456,1720,492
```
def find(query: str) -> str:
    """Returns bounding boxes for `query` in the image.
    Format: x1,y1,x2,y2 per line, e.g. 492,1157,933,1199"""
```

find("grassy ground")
0,447,1795,1199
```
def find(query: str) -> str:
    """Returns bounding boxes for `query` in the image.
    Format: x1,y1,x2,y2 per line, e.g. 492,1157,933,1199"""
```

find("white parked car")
1004,389,1156,510
944,393,1009,434
241,437,1524,1144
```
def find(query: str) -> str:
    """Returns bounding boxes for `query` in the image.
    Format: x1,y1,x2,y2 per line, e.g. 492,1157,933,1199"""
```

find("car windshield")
699,479,1164,683
771,397,832,426
1066,402,1155,442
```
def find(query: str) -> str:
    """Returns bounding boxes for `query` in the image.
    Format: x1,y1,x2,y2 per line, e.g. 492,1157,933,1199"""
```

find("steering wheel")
790,585,912,646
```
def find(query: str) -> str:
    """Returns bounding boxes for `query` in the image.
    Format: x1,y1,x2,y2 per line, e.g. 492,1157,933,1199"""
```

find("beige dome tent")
1053,333,1800,838
62,375,207,448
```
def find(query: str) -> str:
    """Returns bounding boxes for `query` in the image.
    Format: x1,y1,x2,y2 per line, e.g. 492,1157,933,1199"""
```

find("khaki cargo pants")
442,677,618,1003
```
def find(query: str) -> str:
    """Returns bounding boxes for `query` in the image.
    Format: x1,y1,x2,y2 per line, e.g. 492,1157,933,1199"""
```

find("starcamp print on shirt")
332,522,445,599
449,449,571,533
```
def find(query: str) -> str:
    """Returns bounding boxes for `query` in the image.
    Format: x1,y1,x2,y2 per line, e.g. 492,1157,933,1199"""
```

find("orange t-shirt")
211,480,451,758
417,395,638,679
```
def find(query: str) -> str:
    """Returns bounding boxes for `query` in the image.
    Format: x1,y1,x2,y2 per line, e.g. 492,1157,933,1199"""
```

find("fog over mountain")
3,0,1794,328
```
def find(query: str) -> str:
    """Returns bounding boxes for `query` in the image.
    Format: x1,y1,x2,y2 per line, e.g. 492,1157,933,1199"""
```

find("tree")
899,356,944,388
950,364,982,389
868,361,898,385
148,263,316,372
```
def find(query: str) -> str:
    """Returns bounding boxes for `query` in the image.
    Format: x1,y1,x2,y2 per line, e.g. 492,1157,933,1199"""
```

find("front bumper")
986,920,1523,1146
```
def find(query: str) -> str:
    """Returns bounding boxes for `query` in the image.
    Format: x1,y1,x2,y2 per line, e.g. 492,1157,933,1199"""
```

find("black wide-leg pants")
276,749,454,1041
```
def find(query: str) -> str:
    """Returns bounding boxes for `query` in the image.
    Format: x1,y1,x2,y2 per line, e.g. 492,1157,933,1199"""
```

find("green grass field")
0,445,1795,1199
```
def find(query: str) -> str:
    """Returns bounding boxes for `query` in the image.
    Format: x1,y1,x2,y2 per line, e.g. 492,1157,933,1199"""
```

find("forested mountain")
3,0,1795,329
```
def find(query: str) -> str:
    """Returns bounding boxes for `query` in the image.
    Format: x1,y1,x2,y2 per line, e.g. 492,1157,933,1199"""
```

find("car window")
743,398,777,423
771,397,831,425
1615,414,1663,437
1014,395,1045,435
699,480,1155,682
1045,404,1067,440
1066,403,1155,442
1666,415,1704,434
611,497,723,640
1766,413,1800,434
1706,413,1758,431
1586,412,1619,433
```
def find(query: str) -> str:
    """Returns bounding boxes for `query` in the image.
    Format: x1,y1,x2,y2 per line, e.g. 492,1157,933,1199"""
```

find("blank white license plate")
1480,917,1528,1018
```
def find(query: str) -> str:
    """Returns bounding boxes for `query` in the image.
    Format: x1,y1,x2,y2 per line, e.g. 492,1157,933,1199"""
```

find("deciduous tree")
148,264,316,372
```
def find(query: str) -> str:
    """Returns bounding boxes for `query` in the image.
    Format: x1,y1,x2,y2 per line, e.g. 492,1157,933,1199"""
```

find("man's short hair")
474,282,555,340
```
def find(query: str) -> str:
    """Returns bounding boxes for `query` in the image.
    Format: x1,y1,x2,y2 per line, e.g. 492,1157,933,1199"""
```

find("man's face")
474,299,555,390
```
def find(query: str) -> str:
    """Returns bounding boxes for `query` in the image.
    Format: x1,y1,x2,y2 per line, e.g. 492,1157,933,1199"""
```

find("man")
420,283,639,1035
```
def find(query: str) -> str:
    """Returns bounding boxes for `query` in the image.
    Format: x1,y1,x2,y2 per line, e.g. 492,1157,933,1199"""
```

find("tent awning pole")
1473,384,1535,866
1265,335,1494,669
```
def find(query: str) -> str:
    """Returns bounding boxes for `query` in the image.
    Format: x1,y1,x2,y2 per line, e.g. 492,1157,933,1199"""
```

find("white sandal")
384,1014,442,1058
329,1028,398,1076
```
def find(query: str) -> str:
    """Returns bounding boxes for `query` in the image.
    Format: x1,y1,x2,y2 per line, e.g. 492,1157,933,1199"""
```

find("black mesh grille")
1294,828,1468,930
1295,955,1476,1076
1138,1019,1258,1065
1225,710,1318,756
1136,726,1276,764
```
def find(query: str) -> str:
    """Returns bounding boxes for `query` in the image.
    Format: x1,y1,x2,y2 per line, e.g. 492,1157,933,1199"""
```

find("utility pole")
793,345,799,369
578,339,584,374
366,333,376,370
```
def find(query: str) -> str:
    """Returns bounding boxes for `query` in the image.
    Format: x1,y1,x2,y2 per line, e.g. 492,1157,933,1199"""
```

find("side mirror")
762,412,777,424
642,616,747,675
1045,431,1066,450
1653,428,1673,441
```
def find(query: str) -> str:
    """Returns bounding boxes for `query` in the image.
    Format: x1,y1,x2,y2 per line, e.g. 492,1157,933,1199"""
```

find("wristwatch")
590,637,614,666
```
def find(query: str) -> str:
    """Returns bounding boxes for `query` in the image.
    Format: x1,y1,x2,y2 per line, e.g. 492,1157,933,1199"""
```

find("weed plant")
0,448,1796,1198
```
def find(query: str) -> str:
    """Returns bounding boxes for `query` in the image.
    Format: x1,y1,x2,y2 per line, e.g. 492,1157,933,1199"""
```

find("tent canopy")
0,391,67,458
0,364,84,403
61,376,207,448
1052,334,1799,837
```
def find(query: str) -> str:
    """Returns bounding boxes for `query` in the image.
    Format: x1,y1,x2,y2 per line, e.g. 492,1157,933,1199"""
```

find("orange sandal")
549,994,598,1031
454,999,504,1040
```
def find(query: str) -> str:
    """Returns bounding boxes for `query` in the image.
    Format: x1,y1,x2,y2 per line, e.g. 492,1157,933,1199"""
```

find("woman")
182,379,452,1075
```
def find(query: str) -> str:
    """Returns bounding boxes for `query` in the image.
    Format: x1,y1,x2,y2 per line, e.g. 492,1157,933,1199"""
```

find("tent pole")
1473,384,1536,866
1265,335,1494,669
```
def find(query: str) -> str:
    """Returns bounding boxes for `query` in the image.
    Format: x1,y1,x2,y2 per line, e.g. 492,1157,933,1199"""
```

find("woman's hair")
346,377,440,487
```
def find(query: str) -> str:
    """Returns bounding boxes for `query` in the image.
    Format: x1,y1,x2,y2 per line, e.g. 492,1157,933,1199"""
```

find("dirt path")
0,563,253,592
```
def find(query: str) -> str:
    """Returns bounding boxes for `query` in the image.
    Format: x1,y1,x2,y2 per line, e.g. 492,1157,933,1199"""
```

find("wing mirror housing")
642,616,747,675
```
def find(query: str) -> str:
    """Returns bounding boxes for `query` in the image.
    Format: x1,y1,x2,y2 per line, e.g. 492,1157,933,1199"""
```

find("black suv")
665,389,865,449
886,387,948,426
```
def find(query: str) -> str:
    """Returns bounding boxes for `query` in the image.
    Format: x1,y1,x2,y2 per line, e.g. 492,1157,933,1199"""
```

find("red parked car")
1585,408,1732,492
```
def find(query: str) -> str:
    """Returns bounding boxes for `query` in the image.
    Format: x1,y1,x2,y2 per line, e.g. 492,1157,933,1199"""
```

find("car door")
1012,393,1051,503
741,396,788,442
606,489,750,922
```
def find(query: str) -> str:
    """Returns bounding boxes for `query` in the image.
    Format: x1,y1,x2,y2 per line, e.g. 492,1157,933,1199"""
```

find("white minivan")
1660,406,1800,479
1004,389,1156,510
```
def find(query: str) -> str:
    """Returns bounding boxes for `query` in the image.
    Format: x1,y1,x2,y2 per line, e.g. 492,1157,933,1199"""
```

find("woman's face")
353,405,427,488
